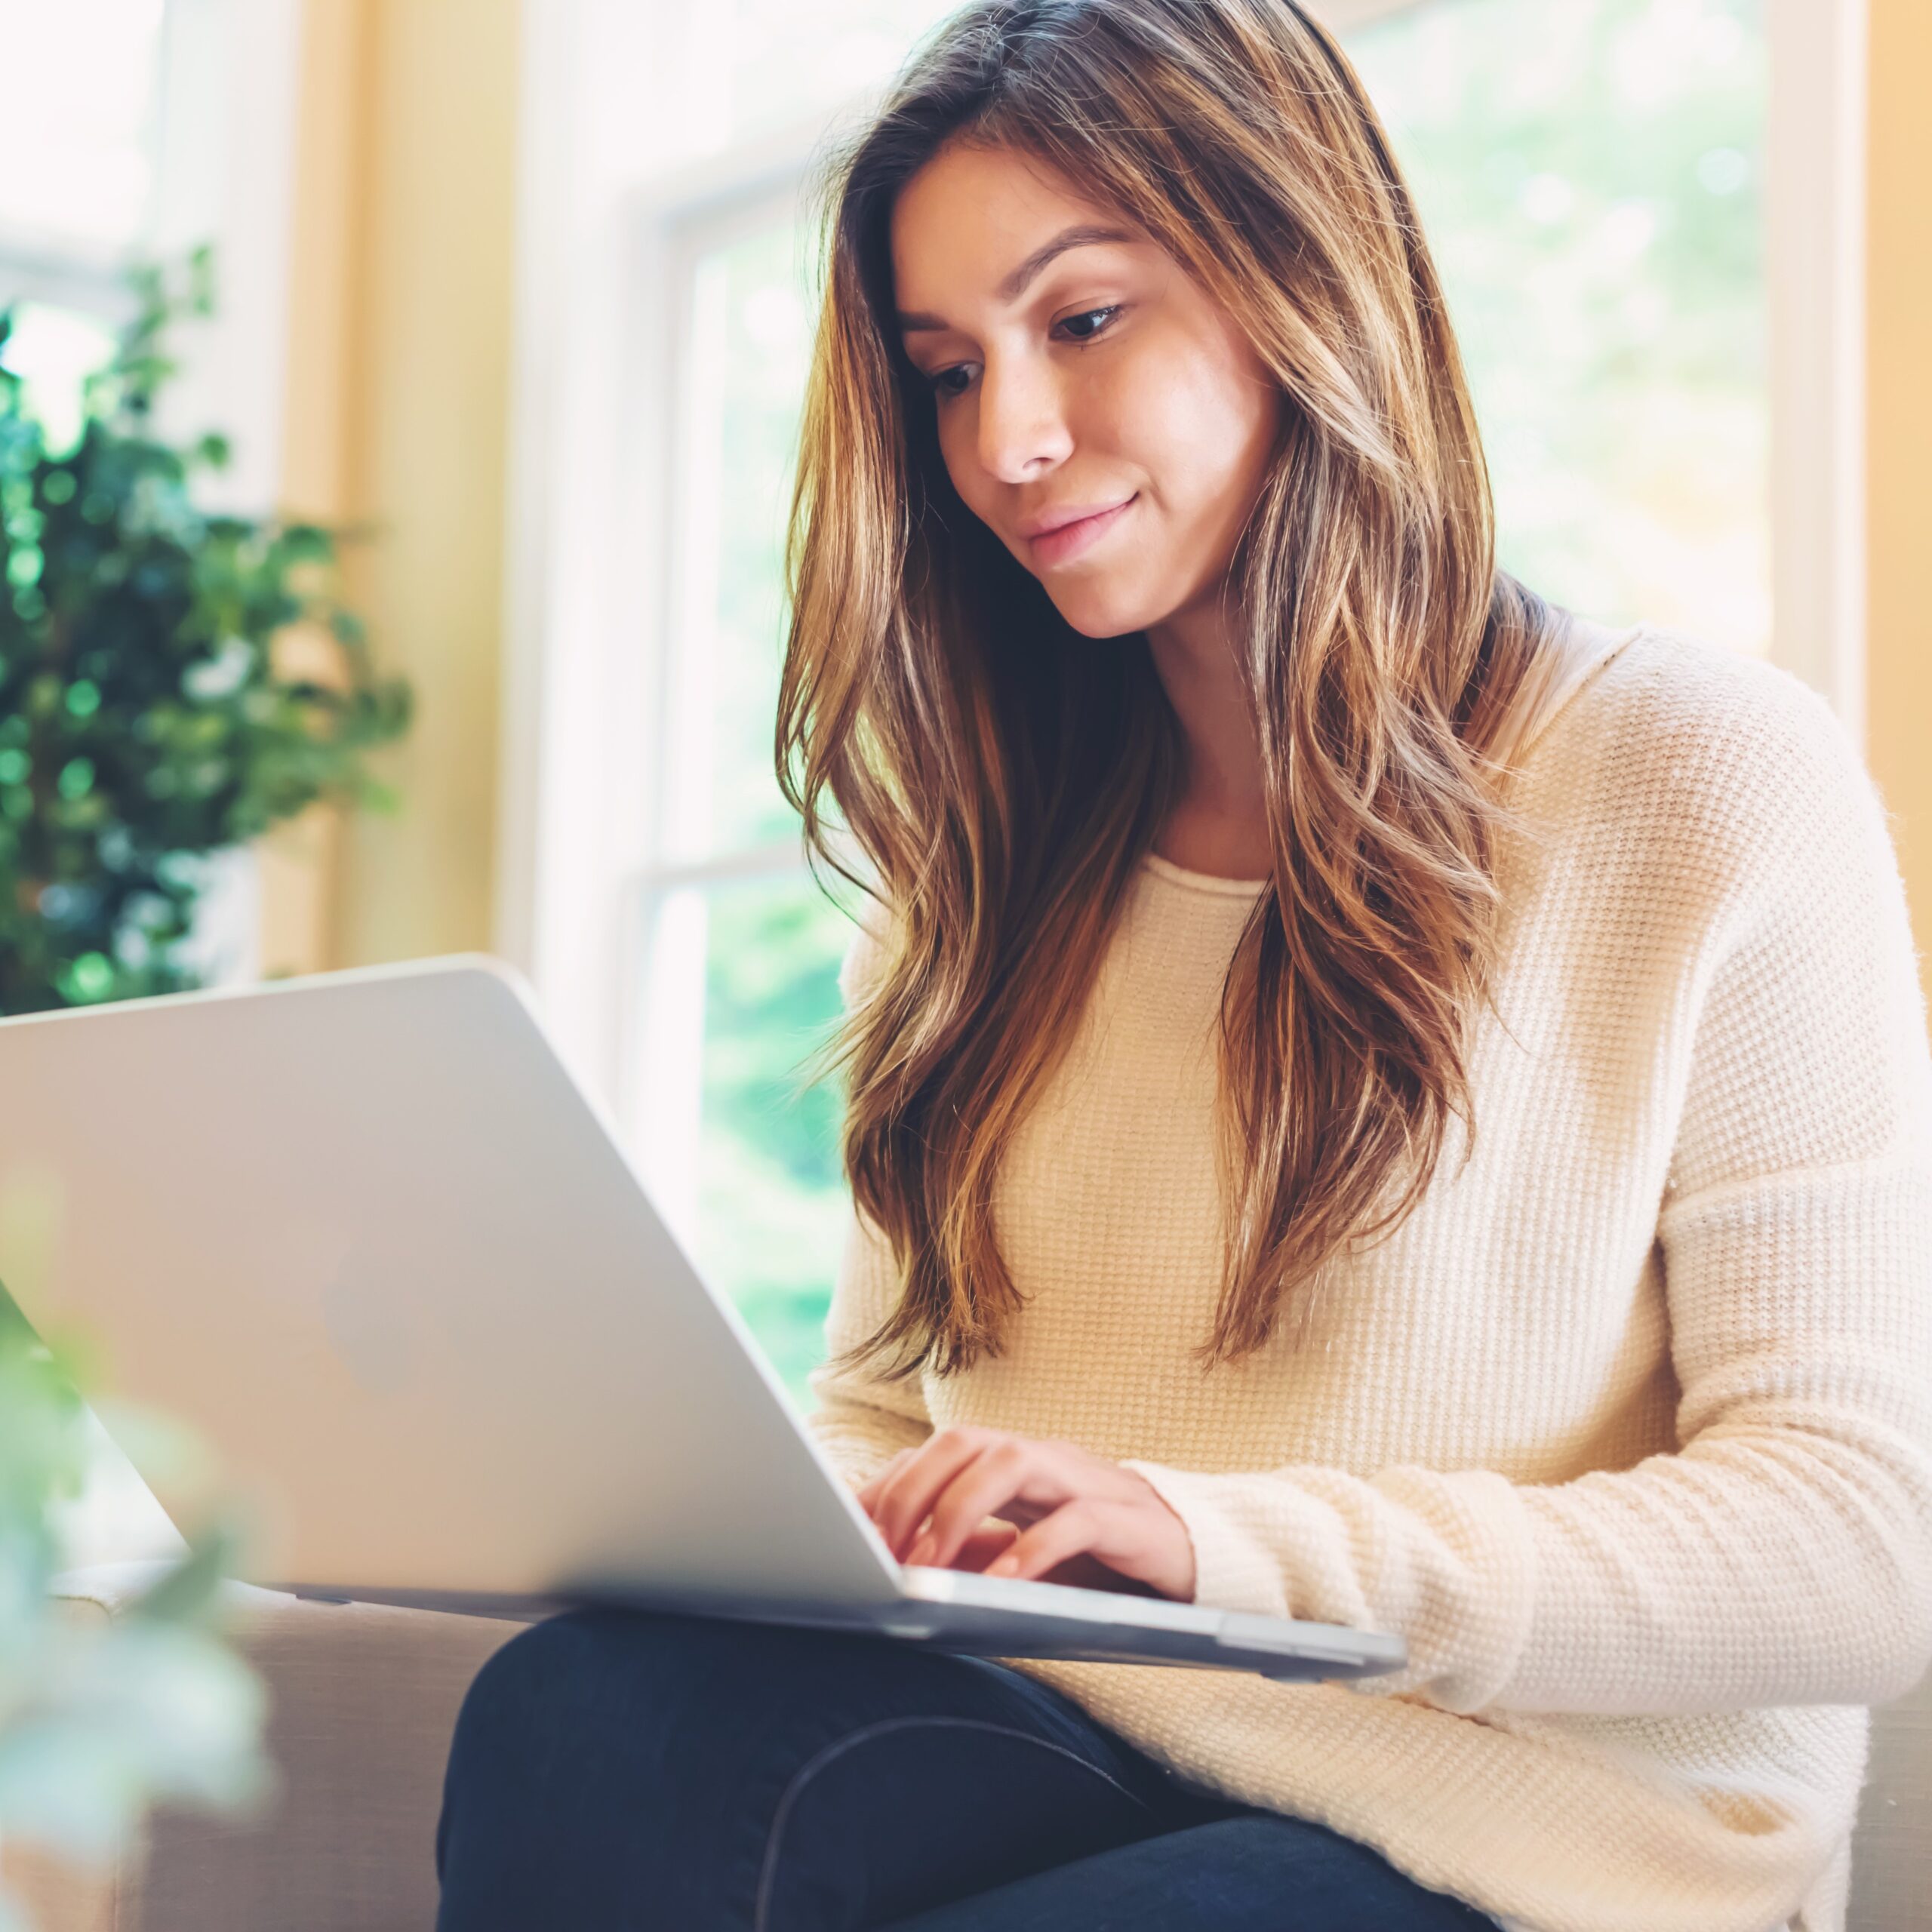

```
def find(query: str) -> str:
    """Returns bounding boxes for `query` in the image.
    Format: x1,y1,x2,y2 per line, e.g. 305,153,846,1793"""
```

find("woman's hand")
855,1425,1198,1603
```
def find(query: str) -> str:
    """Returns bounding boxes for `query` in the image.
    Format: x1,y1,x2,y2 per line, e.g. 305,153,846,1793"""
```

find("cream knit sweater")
804,618,1932,1932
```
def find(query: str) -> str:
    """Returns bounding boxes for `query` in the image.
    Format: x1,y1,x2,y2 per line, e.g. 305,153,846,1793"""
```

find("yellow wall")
268,0,1932,986
261,0,520,975
1866,0,1932,1001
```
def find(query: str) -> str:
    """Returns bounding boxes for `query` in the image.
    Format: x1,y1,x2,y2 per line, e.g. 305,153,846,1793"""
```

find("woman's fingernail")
986,1552,1018,1576
908,1534,936,1566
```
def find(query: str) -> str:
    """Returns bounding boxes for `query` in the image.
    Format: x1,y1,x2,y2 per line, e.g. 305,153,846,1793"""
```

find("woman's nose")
974,357,1075,483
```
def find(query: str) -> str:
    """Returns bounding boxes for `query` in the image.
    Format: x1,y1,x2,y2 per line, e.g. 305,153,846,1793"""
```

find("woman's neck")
1144,604,1270,881
1141,604,1611,881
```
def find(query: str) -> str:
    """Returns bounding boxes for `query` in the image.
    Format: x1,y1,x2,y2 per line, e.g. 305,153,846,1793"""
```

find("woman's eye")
1057,303,1122,343
923,305,1124,402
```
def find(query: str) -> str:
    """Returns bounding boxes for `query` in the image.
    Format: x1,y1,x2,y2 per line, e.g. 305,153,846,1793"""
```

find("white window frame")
499,0,1869,1157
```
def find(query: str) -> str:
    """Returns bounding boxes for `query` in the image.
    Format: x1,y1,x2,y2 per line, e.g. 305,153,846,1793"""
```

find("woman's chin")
1048,589,1155,641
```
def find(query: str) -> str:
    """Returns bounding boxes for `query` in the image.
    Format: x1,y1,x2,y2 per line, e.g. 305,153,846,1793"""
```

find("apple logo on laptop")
318,1258,420,1396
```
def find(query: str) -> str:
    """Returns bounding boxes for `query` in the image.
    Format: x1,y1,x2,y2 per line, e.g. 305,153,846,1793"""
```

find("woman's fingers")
853,1429,1196,1600
949,1523,1023,1572
854,1445,918,1515
983,1498,1113,1583
866,1426,1009,1558
855,1427,1177,1584
915,1435,1069,1568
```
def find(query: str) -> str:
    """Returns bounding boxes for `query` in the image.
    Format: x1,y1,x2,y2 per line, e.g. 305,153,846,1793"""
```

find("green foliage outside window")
0,242,411,1015
697,876,859,1402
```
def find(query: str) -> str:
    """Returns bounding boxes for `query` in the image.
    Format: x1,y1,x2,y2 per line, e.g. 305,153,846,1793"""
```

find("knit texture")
804,620,1932,1932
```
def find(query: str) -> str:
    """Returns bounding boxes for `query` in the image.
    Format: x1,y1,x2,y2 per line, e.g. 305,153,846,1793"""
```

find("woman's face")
889,138,1282,643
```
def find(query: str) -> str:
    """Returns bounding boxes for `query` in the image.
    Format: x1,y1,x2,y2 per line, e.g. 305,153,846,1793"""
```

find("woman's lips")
1027,494,1137,567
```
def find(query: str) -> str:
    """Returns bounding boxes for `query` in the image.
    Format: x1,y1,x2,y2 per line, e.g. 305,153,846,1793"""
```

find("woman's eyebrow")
897,223,1140,334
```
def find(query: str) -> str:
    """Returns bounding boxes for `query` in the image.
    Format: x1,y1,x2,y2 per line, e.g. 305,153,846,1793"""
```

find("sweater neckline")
1140,850,1269,897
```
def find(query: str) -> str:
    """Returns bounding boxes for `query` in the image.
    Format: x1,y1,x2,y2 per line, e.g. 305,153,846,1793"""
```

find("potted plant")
0,241,411,1013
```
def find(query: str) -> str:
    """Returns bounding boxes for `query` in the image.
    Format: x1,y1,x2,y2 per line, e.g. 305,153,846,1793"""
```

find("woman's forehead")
890,149,1152,315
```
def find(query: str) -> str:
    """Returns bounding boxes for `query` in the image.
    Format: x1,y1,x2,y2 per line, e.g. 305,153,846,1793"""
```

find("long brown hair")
777,0,1574,1380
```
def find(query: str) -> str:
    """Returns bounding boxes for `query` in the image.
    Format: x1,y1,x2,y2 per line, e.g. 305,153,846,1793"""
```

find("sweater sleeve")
803,905,933,1491
1124,670,1932,1718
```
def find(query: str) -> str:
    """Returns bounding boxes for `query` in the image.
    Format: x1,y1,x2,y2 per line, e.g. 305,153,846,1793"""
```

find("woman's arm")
803,906,934,1490
1124,671,1932,1720
807,1196,934,1490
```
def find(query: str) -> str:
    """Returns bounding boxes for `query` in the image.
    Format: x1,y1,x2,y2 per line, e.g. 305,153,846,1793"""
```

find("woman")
435,3,1932,1928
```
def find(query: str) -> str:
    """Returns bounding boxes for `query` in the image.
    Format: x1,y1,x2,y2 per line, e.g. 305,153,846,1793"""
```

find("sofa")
8,1559,1930,1931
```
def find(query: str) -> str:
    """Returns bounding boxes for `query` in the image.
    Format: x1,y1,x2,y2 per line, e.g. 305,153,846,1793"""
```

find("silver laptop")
0,953,1404,1685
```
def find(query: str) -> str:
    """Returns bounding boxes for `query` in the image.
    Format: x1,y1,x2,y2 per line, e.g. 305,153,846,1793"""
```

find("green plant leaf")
0,238,412,1017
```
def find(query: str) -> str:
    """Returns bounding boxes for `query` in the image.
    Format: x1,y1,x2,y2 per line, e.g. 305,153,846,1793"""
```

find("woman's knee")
439,1607,825,1891
452,1607,796,1772
459,1604,712,1730
445,1606,1025,1790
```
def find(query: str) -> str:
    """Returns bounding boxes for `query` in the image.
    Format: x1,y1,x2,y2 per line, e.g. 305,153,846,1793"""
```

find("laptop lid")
0,955,906,1607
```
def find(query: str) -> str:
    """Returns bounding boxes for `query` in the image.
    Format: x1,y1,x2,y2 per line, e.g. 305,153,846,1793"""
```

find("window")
625,208,873,1404
1350,0,1770,657
504,0,1865,1407
0,0,305,528
0,0,170,451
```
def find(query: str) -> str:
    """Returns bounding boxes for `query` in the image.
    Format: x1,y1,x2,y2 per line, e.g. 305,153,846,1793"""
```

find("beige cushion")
1850,1657,1932,1928
4,1562,531,1932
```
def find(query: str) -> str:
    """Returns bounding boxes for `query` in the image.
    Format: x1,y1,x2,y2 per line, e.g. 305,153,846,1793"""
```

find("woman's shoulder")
1527,618,1880,888
1579,619,1842,741
1527,617,1842,770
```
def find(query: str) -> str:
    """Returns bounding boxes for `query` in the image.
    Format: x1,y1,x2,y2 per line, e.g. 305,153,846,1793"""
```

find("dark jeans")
435,1605,1503,1930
